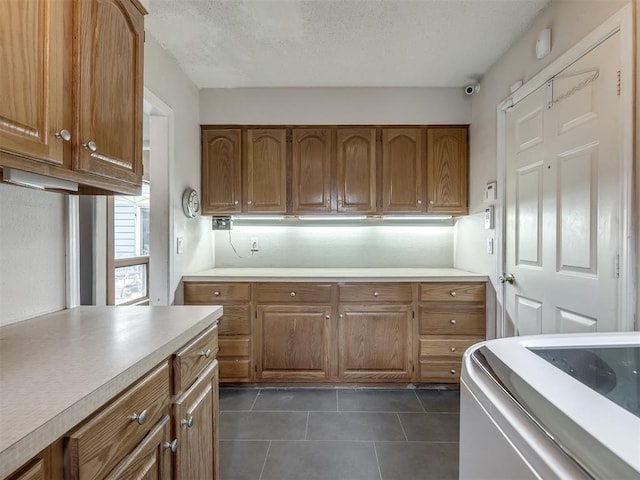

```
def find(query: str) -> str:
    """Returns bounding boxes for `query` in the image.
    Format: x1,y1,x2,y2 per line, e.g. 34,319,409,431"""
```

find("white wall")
455,0,630,282
0,184,66,325
200,87,471,125
144,33,214,302
215,225,453,268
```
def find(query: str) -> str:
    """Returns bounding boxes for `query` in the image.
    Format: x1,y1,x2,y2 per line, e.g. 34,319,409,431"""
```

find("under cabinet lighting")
231,215,285,221
298,215,367,221
3,168,78,191
382,215,452,221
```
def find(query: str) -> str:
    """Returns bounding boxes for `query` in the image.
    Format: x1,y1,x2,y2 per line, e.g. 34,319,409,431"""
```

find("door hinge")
615,254,620,278
616,70,621,96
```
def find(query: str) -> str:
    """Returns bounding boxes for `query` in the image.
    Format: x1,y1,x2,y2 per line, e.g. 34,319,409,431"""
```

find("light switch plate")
176,236,184,254
484,182,497,202
487,238,494,255
485,206,494,229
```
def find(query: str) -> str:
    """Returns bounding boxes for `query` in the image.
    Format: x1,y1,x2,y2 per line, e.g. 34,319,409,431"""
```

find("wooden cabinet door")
382,129,424,212
336,128,377,213
246,129,287,213
338,305,412,380
174,361,219,480
426,127,468,214
256,305,330,379
0,0,67,166
104,415,172,480
202,129,242,214
291,129,332,213
75,0,144,186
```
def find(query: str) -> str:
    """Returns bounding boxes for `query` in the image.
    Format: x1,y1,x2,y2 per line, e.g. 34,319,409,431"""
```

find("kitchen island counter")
0,305,222,479
183,267,487,282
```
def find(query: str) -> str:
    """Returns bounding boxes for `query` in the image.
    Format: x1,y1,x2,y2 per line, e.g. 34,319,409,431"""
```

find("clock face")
182,188,200,218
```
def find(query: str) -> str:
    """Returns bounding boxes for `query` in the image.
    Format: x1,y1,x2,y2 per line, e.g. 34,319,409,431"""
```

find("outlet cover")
177,237,184,254
212,217,232,230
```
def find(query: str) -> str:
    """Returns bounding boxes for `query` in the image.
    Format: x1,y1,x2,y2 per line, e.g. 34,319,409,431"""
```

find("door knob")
499,273,515,284
54,129,71,141
164,439,178,452
82,141,97,152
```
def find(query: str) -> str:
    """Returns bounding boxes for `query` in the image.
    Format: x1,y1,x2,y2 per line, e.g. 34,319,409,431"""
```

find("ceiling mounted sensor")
464,83,481,96
182,187,200,218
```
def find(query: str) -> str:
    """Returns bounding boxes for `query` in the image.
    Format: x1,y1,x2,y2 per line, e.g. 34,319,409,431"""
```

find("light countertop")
183,267,488,282
0,305,222,478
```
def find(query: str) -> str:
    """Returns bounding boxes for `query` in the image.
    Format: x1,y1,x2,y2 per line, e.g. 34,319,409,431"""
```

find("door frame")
495,3,636,335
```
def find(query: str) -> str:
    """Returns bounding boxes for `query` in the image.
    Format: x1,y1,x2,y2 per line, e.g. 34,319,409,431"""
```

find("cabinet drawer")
219,338,251,357
65,361,171,480
255,283,332,303
420,282,485,303
419,337,482,359
184,282,251,303
218,305,251,336
420,305,485,335
339,283,412,303
419,361,462,383
173,324,219,394
220,359,252,380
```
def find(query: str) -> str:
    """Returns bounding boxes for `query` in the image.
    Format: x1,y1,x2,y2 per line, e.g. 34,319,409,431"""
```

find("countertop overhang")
183,267,488,282
0,305,222,479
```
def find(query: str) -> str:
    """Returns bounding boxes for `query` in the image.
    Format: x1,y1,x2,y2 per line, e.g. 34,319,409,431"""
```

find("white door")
505,32,621,335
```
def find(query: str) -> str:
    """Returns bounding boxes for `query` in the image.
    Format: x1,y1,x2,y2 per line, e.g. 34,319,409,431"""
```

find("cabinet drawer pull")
325,314,330,320
234,200,239,205
450,347,456,352
213,291,221,296
449,291,457,297
200,348,212,358
82,140,97,152
450,369,456,375
339,314,344,319
290,291,296,297
164,439,178,453
450,319,457,325
417,200,423,204
181,416,194,428
429,200,435,205
247,200,252,205
54,129,71,141
373,292,379,297
129,409,148,425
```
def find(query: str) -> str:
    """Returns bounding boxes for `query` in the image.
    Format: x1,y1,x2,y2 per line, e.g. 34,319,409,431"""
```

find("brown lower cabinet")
6,325,219,480
184,280,487,385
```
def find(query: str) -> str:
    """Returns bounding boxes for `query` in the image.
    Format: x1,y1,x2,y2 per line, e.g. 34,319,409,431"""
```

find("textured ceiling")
145,0,550,88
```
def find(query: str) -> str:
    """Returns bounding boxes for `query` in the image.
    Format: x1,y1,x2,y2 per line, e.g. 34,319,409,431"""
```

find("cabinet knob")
450,369,456,375
339,314,344,319
247,200,252,205
373,292,379,297
429,200,435,205
181,416,194,428
417,200,422,205
450,319,457,325
290,291,296,297
450,347,456,352
82,141,97,152
325,314,330,320
449,291,457,297
213,291,221,296
164,439,178,453
54,129,71,141
129,409,148,425
234,200,239,205
200,348,212,358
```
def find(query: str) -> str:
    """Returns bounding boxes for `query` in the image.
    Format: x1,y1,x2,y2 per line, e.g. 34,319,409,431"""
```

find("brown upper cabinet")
382,128,424,213
291,129,332,214
427,127,468,214
200,125,468,216
0,0,146,195
245,129,287,213
202,129,242,214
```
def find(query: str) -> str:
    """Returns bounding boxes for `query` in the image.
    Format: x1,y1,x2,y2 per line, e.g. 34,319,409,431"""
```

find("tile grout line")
372,441,384,480
249,389,261,411
304,411,310,440
336,389,339,412
396,412,409,441
414,390,427,412
257,440,272,480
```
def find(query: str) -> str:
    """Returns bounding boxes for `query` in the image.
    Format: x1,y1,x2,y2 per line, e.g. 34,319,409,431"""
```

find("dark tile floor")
219,388,460,480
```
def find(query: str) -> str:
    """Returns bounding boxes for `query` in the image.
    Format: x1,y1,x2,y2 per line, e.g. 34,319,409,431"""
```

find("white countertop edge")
0,307,222,479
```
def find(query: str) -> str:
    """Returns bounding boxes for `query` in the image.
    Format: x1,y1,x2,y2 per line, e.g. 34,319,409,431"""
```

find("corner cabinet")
0,0,146,195
426,127,468,215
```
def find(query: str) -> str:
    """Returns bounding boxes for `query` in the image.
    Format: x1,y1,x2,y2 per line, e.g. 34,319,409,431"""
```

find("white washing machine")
459,332,640,479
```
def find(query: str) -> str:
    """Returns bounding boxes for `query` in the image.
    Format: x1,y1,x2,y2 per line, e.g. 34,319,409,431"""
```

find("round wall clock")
182,187,201,218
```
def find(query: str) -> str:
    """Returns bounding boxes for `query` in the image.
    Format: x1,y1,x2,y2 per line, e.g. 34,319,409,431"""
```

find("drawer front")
65,361,171,480
218,305,251,336
420,305,485,335
339,283,412,303
219,338,251,357
219,359,252,380
255,283,332,304
184,282,251,304
419,337,483,359
173,324,219,394
420,282,485,303
419,361,462,383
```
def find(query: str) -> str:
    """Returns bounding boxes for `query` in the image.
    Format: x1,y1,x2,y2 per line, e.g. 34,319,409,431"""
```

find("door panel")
336,129,377,213
246,129,287,213
426,127,468,214
382,129,424,212
505,33,620,334
291,129,332,213
201,129,242,214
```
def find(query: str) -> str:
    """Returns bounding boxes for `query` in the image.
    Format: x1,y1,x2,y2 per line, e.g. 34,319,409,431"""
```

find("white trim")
65,195,80,308
496,3,636,335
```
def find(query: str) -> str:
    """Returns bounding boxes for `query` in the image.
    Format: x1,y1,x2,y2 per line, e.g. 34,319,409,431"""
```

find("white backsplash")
214,225,453,268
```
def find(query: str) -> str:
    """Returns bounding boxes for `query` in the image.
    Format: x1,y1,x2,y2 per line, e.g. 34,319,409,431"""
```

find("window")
107,182,150,305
